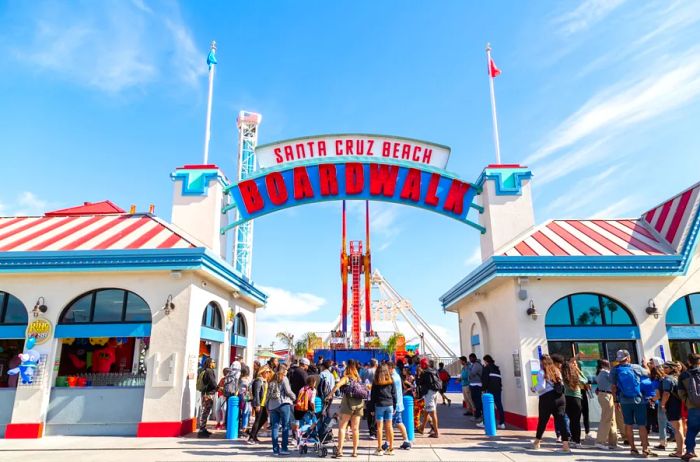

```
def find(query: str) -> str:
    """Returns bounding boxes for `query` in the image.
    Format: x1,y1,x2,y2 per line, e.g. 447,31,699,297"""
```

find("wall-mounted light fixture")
32,297,48,318
232,289,241,299
526,300,539,320
646,299,660,319
163,295,175,316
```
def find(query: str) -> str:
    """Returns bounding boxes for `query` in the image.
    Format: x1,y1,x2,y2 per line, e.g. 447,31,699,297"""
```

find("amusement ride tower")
233,111,262,279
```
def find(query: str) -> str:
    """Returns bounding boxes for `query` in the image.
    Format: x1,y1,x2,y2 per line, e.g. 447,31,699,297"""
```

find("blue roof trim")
475,167,533,196
0,248,267,306
171,168,227,196
56,323,151,338
546,326,640,341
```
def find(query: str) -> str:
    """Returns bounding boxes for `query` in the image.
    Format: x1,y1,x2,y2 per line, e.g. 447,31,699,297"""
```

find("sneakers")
447,398,452,407
475,422,485,428
532,440,541,450
595,443,609,450
386,449,394,456
246,439,257,445
498,423,506,429
279,450,291,455
197,430,210,438
369,435,377,440
399,441,411,450
374,449,384,456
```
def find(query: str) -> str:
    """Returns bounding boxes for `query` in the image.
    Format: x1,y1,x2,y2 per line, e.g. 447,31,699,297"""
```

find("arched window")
202,302,223,330
59,289,151,324
545,293,635,326
0,291,28,325
234,313,246,337
666,293,700,325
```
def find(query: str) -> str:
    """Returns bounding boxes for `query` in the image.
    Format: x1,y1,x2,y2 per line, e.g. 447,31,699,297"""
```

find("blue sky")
1,1,700,353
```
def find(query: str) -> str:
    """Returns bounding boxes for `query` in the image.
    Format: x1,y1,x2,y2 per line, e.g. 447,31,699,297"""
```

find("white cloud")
346,201,402,251
464,248,481,268
553,0,627,36
0,192,53,216
257,286,326,319
543,164,624,218
525,47,700,167
12,1,205,93
588,196,642,219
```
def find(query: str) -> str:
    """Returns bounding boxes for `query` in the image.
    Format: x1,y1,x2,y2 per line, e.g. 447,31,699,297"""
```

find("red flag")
489,58,501,78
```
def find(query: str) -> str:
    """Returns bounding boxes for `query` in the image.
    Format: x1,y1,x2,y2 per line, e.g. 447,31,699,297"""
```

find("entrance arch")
199,302,224,365
230,313,247,361
49,288,152,436
666,293,700,362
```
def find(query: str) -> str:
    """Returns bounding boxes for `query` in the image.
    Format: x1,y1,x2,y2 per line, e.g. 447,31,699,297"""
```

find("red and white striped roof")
642,182,700,252
503,219,672,257
0,214,195,252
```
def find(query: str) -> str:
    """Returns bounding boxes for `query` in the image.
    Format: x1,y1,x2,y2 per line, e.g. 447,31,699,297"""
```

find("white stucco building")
0,164,265,438
441,165,700,430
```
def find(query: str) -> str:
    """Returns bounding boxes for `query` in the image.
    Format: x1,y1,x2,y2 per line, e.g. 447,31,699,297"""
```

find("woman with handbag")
327,359,367,458
531,354,570,452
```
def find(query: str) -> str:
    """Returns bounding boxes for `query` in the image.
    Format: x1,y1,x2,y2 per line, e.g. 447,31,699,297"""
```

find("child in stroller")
298,400,337,457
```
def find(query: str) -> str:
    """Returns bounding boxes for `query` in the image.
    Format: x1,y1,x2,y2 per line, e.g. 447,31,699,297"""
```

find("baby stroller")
299,400,337,457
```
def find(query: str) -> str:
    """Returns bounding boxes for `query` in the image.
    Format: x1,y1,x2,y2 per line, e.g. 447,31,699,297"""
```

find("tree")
606,300,618,324
588,306,602,325
384,332,404,357
577,312,591,325
276,331,294,359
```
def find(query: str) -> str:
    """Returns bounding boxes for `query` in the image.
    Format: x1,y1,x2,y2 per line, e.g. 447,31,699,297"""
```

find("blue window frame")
545,293,635,327
667,293,700,326
0,291,28,325
233,313,246,337
59,289,151,324
202,302,223,330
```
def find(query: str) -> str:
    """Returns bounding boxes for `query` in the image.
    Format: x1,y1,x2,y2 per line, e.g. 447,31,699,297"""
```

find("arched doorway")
545,293,640,373
48,288,152,436
199,302,224,366
230,313,247,362
0,291,28,437
666,293,700,362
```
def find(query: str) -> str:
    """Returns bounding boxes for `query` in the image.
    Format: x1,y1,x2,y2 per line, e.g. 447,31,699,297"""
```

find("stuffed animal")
8,349,40,385
92,346,116,373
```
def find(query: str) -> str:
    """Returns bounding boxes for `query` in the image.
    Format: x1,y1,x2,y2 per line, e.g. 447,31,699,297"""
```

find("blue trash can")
226,395,240,439
481,393,497,436
402,395,415,442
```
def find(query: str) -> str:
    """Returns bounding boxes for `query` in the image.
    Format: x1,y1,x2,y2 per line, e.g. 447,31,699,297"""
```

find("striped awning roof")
0,214,195,252
642,182,700,252
503,219,672,257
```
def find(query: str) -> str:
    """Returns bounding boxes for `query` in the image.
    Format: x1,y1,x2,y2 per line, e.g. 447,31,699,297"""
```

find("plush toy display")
7,337,41,385
92,345,116,373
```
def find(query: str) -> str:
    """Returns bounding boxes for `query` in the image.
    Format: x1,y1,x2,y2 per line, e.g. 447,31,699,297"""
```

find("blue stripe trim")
0,325,27,338
545,326,640,340
667,325,700,340
470,334,480,346
55,323,151,338
200,326,224,343
0,248,267,306
231,335,248,347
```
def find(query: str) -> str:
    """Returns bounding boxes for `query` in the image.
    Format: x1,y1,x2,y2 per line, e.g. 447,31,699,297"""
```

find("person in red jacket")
437,362,452,406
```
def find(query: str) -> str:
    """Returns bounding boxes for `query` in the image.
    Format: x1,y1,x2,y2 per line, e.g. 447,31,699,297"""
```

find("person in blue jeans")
266,364,295,455
610,349,655,457
678,353,700,461
370,363,397,456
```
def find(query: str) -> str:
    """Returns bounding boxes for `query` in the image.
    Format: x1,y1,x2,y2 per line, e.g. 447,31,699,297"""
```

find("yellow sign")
26,317,52,345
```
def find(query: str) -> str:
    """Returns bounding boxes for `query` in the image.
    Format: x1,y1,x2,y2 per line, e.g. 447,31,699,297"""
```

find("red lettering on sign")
367,139,374,156
265,172,288,205
318,164,339,196
293,167,314,200
382,142,391,157
345,163,364,195
422,148,432,164
392,142,400,158
356,140,364,155
295,143,306,159
335,139,343,155
306,141,316,157
369,164,399,197
284,145,294,162
443,180,470,215
412,146,422,162
400,168,422,202
401,144,411,160
345,140,354,155
319,141,327,156
274,147,283,163
239,180,264,213
424,173,441,206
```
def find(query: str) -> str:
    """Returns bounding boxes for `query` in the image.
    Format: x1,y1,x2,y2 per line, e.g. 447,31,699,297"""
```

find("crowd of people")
531,348,700,460
196,354,454,457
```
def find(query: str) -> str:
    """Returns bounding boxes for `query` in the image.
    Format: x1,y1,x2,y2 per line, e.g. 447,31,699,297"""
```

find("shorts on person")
375,405,394,422
621,402,647,426
339,395,365,417
392,409,403,425
423,390,438,413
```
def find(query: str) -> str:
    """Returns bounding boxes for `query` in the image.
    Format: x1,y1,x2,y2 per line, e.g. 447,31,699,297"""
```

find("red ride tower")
340,201,373,348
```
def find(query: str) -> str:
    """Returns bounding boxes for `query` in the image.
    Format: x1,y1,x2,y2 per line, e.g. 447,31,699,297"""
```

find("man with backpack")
679,353,700,461
610,349,656,457
196,357,218,438
417,357,442,437
318,360,335,417
437,362,452,406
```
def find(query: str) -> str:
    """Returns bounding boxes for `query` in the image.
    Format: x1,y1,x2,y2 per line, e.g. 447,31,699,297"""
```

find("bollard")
226,395,240,439
314,396,323,415
402,394,415,442
481,393,497,437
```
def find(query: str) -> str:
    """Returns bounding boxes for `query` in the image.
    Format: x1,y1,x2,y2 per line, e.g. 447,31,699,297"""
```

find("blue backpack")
616,364,641,398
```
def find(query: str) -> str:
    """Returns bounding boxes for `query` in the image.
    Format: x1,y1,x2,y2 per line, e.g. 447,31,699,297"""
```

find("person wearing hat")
416,357,441,437
610,349,656,457
288,357,310,443
660,360,684,457
594,359,618,450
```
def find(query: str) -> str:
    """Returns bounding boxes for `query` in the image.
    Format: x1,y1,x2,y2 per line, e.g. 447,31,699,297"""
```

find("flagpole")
486,43,502,165
203,41,217,165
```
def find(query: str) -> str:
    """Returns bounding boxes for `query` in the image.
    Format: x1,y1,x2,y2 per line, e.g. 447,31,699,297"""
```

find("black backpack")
428,370,442,392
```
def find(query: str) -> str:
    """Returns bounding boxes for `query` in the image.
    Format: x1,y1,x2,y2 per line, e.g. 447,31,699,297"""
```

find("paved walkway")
0,393,687,461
